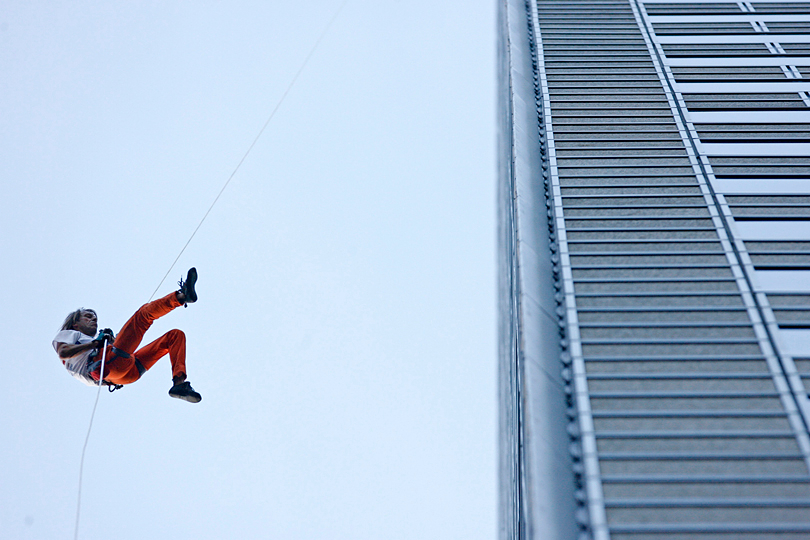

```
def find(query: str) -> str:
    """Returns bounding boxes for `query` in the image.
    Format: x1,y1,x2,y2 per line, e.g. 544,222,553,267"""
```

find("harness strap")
134,358,146,378
111,346,131,358
86,358,102,379
110,347,146,378
86,346,143,388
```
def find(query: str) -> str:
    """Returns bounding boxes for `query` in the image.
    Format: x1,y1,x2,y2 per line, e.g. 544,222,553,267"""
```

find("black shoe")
169,381,202,403
178,267,198,306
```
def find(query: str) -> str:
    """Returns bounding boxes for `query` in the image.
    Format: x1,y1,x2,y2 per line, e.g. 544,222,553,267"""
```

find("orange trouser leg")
113,292,182,354
134,329,186,380
99,350,139,385
102,330,187,385
102,292,186,385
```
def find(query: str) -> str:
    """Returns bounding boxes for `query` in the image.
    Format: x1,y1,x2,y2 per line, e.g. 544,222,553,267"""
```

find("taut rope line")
149,0,348,302
74,343,108,540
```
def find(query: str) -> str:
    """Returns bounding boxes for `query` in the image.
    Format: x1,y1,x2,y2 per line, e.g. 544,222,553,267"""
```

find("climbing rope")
148,0,349,302
73,3,348,538
73,341,108,540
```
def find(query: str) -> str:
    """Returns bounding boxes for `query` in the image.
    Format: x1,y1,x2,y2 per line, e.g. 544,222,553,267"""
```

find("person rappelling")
52,268,203,403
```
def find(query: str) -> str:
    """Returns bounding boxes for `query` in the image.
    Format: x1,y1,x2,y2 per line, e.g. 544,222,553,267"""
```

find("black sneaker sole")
182,267,198,304
169,390,202,403
169,381,202,403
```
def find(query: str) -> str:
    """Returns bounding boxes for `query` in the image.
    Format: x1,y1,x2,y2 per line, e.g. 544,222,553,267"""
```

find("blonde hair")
61,309,97,331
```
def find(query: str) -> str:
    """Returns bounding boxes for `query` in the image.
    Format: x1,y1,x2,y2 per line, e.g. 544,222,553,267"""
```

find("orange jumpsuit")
91,292,187,385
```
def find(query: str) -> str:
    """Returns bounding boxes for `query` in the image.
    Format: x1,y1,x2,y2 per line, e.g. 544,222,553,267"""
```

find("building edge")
497,1,579,539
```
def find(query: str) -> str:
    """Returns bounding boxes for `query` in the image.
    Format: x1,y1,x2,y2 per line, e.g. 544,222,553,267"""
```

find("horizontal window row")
561,185,702,194
647,2,810,15
653,22,810,34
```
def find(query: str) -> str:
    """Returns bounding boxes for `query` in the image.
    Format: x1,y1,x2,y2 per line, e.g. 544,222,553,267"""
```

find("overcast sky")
0,1,496,539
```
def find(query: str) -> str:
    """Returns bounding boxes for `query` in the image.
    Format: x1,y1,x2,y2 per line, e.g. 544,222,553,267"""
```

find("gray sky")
0,2,496,539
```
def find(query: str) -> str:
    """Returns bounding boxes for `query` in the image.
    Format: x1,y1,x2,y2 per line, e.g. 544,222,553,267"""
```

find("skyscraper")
498,1,810,538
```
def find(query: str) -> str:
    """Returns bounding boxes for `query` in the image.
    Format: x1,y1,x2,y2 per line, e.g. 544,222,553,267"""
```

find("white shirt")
52,329,95,379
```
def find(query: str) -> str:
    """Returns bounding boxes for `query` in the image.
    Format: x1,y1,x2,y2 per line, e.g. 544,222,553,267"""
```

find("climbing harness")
66,330,128,391
108,346,147,379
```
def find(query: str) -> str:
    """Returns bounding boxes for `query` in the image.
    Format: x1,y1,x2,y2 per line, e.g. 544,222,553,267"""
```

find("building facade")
498,1,810,538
